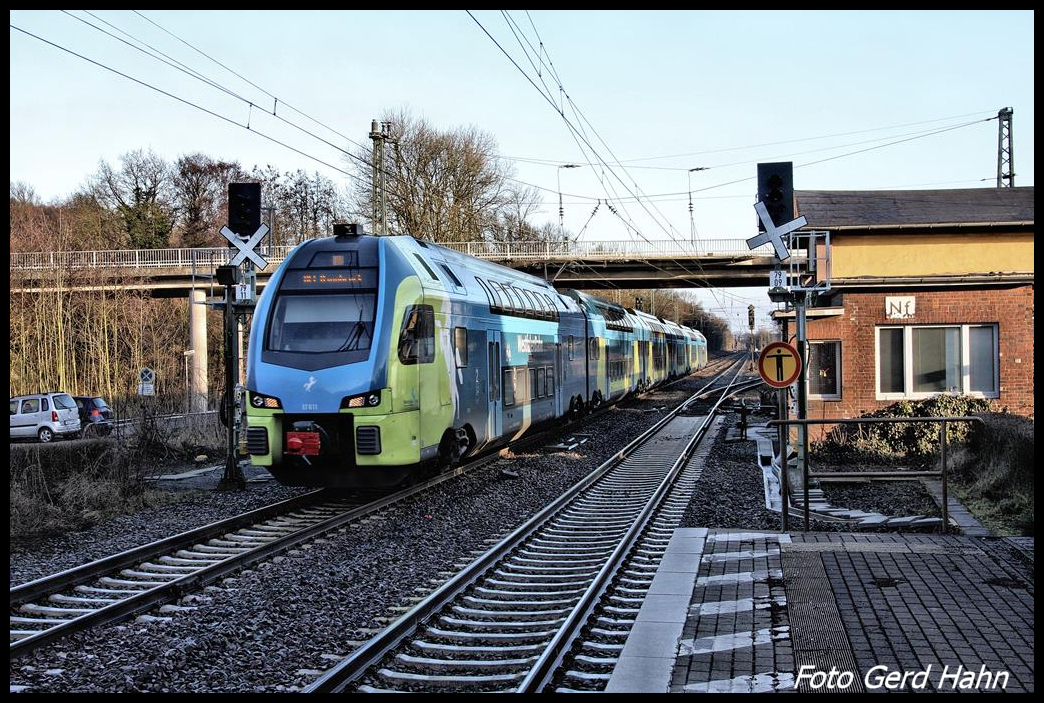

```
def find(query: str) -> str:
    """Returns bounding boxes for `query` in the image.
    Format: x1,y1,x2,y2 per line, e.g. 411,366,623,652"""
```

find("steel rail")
11,358,730,659
304,358,746,692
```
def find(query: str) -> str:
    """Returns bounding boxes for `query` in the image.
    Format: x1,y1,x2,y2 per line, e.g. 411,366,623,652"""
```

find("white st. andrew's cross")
220,224,270,269
746,202,807,261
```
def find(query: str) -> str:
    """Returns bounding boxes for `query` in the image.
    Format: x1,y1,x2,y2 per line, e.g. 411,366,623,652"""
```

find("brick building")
778,187,1033,425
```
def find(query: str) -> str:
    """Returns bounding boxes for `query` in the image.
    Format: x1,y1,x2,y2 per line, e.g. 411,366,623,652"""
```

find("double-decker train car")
245,226,707,487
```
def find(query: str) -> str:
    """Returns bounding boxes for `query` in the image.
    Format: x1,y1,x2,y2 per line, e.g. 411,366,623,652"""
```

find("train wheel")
436,427,471,470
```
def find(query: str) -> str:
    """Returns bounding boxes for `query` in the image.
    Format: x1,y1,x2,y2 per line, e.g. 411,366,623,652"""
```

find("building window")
808,341,841,400
876,325,998,399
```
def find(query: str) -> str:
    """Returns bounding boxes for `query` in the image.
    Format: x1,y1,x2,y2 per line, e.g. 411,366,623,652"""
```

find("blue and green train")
245,227,707,486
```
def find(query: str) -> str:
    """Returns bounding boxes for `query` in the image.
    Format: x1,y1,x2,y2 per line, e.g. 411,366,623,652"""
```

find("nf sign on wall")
885,296,916,319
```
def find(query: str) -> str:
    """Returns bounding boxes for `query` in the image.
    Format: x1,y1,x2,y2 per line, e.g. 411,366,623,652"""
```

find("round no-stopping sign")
758,342,802,388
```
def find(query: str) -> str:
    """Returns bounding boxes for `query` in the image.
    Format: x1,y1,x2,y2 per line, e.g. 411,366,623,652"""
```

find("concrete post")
189,288,209,413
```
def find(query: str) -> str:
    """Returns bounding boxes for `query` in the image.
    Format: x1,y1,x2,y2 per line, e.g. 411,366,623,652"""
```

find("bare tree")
173,154,245,247
349,108,542,244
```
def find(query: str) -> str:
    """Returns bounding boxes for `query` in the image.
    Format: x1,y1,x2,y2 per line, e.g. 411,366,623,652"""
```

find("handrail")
767,415,986,533
10,239,775,271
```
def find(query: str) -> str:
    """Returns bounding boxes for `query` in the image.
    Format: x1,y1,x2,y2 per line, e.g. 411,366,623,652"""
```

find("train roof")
388,236,584,316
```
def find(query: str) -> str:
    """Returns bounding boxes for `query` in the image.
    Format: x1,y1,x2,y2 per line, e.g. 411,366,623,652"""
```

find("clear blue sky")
9,10,1035,331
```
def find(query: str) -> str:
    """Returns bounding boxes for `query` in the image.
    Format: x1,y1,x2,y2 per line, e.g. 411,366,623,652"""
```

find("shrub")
813,396,996,466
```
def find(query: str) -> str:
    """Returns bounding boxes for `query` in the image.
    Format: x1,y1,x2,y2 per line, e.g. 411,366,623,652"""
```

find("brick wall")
804,285,1034,425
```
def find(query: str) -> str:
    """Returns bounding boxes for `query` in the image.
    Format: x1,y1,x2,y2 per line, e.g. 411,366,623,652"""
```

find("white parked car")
10,393,82,442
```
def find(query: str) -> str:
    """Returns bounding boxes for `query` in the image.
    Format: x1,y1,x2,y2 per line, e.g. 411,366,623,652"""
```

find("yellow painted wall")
829,232,1034,279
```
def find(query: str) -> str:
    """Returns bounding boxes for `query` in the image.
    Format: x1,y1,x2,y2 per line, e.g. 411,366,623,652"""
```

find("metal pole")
779,392,789,533
219,285,245,490
940,420,949,534
794,291,810,532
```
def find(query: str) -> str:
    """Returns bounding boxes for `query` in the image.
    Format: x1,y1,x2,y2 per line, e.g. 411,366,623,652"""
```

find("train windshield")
268,294,376,354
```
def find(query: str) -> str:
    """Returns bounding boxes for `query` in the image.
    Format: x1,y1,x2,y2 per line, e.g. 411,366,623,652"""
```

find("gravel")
681,412,846,532
820,481,942,518
10,471,311,586
10,369,720,692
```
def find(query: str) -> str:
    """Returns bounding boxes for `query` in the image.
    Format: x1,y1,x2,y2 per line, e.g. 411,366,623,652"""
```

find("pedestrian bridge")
9,238,778,295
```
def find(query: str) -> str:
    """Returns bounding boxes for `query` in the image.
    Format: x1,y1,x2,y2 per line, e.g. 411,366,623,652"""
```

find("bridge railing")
10,246,299,271
10,239,772,272
443,238,773,260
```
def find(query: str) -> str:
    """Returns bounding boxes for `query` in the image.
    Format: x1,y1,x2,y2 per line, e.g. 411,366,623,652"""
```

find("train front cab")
246,234,458,486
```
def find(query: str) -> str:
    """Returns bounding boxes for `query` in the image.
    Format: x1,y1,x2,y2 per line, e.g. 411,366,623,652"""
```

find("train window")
397,305,435,365
537,368,545,398
476,278,495,308
269,293,376,354
519,289,537,316
490,281,510,311
440,264,465,289
505,285,525,312
545,366,554,397
568,335,575,360
589,338,600,360
413,254,440,283
529,368,538,399
308,251,359,268
503,368,516,406
454,327,468,368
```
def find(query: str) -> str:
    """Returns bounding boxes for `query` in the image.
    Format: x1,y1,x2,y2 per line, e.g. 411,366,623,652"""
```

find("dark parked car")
73,396,114,437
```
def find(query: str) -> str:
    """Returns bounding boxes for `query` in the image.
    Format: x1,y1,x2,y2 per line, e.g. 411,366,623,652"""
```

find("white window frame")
875,324,999,400
807,340,842,401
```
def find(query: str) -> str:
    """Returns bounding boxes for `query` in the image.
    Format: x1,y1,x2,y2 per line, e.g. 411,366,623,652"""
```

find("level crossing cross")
746,202,807,261
220,224,270,269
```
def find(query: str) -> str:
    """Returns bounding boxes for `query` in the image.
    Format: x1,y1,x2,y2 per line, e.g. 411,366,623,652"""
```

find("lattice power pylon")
997,107,1015,187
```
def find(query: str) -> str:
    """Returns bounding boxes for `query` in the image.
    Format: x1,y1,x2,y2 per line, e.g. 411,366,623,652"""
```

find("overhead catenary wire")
60,10,384,178
10,23,359,181
471,11,797,323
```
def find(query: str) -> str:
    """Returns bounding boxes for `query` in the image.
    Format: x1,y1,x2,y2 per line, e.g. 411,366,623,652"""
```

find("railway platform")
606,530,1034,693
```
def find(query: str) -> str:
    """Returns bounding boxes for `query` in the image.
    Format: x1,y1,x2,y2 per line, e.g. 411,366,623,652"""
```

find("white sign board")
220,223,269,270
769,270,788,289
137,383,155,396
747,202,807,261
235,283,254,303
885,296,916,319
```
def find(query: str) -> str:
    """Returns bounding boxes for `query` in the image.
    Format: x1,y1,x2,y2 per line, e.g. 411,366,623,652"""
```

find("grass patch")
10,412,224,543
950,413,1034,536
810,398,1033,536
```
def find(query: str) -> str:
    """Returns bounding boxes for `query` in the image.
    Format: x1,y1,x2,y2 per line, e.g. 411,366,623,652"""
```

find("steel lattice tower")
997,107,1014,187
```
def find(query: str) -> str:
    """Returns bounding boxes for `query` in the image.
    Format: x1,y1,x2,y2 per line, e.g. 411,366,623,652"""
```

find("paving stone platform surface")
609,530,1034,693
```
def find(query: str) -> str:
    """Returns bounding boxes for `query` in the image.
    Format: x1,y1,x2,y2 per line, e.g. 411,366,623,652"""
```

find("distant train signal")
756,162,794,232
228,183,261,240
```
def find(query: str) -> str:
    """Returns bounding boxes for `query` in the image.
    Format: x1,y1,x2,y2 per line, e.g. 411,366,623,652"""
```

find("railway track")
305,358,752,692
10,357,737,660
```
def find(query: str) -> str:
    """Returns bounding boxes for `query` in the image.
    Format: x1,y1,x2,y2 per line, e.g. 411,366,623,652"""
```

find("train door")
555,342,563,417
487,331,502,440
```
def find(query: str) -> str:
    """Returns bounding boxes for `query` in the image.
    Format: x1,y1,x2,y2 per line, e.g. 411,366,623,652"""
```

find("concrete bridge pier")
189,288,209,413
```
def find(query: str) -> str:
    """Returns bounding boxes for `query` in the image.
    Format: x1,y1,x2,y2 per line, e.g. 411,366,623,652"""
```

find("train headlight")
249,391,282,409
342,390,381,409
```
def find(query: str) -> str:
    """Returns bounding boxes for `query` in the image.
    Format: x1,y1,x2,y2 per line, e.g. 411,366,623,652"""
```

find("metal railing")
768,416,985,533
10,239,772,272
9,246,298,272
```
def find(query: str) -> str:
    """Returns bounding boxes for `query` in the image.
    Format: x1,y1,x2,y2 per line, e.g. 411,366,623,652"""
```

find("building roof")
795,187,1034,230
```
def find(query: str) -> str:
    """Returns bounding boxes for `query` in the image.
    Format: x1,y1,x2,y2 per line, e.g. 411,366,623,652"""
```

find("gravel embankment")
820,481,941,518
682,413,946,530
10,478,312,586
681,414,844,532
10,370,721,693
